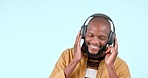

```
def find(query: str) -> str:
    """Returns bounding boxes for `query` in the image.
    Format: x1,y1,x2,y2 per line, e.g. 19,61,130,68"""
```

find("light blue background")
0,0,148,78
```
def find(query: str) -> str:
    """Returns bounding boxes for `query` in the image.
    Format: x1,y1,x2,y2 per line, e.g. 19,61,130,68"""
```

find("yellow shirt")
49,48,131,78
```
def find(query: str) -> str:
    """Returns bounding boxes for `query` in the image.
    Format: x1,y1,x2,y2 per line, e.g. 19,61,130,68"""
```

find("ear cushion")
107,31,115,45
80,25,87,39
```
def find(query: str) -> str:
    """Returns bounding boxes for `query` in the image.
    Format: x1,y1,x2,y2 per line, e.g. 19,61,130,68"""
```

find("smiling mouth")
89,44,100,51
90,45,98,49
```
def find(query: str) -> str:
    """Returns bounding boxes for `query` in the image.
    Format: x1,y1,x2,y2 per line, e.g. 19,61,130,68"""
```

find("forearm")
64,59,80,78
106,64,118,78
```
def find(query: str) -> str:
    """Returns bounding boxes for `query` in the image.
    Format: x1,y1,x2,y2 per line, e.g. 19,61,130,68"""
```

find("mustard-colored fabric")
49,48,131,78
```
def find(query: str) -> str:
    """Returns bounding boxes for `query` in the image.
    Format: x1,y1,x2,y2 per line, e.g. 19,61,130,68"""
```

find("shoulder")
114,57,129,70
62,47,74,55
60,47,74,60
115,57,127,65
114,57,131,77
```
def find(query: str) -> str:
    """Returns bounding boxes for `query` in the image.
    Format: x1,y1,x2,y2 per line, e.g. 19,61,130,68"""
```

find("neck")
87,55,105,70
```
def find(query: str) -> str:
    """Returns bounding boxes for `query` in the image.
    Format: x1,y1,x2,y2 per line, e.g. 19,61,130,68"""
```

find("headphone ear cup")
80,25,87,39
107,31,115,45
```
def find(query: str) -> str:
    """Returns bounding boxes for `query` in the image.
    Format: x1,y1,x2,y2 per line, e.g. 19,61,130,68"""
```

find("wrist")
73,58,81,63
106,63,118,78
106,63,114,68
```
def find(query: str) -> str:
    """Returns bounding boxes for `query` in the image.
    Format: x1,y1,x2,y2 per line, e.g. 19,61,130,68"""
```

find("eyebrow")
88,31,108,37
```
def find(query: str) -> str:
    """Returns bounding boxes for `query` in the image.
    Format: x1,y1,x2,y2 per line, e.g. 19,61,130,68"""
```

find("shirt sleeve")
49,50,67,78
50,70,65,78
118,61,131,78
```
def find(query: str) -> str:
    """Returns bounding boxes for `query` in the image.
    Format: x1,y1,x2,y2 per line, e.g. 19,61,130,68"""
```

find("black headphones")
80,13,116,45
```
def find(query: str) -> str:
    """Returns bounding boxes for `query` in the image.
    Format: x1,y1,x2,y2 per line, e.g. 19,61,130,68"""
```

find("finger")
105,47,112,54
106,46,113,52
77,32,82,48
114,36,118,51
105,46,116,54
105,47,118,58
74,31,81,47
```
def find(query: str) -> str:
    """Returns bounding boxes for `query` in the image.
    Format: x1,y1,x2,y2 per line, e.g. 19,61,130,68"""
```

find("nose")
91,37,100,45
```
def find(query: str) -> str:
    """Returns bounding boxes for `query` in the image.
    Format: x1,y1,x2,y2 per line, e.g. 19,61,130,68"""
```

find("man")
49,13,131,78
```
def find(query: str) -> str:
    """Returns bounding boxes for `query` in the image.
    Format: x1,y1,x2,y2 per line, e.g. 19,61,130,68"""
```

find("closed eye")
99,36,106,40
88,33,94,37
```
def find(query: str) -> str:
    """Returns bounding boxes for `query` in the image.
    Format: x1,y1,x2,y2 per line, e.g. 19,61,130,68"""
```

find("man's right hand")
64,31,83,78
74,31,83,61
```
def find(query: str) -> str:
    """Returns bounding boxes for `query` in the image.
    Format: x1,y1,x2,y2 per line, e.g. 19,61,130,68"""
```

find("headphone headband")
83,13,115,32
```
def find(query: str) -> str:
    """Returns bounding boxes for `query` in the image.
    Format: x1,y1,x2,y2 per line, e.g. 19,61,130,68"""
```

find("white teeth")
90,45,98,49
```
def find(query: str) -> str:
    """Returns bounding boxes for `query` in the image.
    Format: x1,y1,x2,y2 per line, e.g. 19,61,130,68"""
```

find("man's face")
85,18,111,55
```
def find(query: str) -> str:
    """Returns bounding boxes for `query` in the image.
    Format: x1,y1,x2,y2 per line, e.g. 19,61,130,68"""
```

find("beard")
82,41,106,58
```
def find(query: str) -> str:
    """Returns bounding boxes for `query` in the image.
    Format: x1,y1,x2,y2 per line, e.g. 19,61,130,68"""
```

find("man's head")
84,17,111,55
80,13,115,58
